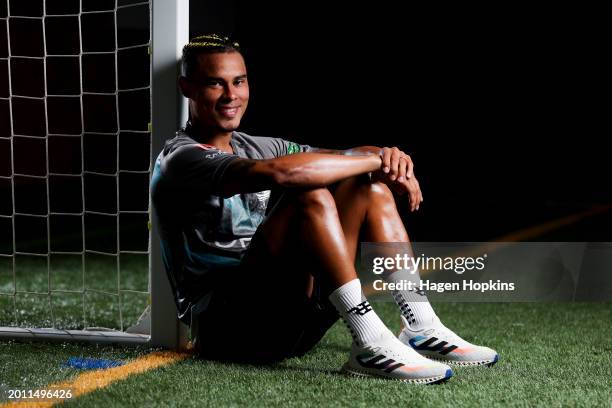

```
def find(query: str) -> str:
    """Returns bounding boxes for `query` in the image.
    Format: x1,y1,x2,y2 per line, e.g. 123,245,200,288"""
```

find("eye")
205,79,222,88
234,78,247,86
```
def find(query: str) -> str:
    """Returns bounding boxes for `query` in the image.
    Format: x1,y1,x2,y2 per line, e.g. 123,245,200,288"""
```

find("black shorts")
192,236,339,364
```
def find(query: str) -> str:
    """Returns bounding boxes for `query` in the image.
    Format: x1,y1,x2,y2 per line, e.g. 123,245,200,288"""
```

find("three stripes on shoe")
408,336,458,355
356,352,405,373
344,300,459,357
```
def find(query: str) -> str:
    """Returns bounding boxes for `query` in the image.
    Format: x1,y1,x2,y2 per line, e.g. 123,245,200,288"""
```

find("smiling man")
150,34,497,383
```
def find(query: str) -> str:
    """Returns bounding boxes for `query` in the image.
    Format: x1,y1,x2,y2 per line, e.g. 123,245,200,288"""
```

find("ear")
178,76,195,99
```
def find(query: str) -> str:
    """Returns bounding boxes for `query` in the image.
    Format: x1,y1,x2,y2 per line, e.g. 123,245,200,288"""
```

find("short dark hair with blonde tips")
181,34,241,79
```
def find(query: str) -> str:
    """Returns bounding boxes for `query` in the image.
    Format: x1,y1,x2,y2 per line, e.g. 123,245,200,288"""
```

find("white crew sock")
329,278,392,346
385,268,439,330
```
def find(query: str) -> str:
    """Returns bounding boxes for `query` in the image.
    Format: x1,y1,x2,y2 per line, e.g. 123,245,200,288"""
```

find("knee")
344,177,395,208
367,181,395,204
293,188,337,215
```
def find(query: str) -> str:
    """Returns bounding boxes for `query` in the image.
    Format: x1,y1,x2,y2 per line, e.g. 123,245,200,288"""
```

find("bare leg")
331,178,500,367
234,187,390,359
245,177,410,296
197,187,359,362
332,175,437,323
332,174,409,260
243,187,359,293
246,173,408,290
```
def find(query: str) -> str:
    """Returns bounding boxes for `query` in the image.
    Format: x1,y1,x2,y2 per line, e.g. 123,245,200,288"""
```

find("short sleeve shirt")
151,130,311,323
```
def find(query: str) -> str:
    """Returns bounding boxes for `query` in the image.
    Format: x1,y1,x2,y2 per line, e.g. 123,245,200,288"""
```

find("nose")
222,84,238,101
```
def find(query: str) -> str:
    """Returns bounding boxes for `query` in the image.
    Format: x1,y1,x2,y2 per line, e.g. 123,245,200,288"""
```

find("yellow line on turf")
4,206,610,405
487,203,612,243
1,351,191,408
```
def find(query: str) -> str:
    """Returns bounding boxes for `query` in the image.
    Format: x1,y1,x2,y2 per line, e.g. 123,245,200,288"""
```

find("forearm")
309,146,382,156
268,152,381,187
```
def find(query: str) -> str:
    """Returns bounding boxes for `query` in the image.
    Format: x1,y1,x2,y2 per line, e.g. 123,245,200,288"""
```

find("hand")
374,147,423,212
379,146,413,182
389,174,424,212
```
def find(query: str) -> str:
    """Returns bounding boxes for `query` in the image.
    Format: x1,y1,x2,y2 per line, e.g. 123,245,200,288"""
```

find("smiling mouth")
218,106,240,118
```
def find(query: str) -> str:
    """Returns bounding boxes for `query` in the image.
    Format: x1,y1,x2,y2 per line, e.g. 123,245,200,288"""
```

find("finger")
408,178,418,212
414,178,423,210
390,148,400,181
381,147,391,173
404,155,414,179
397,157,408,182
412,179,421,211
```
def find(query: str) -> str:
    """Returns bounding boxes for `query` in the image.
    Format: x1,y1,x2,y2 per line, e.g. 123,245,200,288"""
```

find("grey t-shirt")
151,130,310,322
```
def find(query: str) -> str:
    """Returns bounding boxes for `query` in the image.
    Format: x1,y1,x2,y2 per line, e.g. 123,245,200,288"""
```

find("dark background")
0,1,607,258
0,0,151,256
190,1,610,242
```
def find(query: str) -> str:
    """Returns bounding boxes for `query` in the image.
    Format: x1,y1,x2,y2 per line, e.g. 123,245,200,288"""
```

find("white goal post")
149,0,189,349
0,0,189,349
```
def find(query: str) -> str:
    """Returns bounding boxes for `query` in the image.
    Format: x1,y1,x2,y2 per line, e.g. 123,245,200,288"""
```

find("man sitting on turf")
151,34,498,383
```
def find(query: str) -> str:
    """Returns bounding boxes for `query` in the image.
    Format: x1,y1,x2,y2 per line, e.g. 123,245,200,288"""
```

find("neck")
186,121,233,153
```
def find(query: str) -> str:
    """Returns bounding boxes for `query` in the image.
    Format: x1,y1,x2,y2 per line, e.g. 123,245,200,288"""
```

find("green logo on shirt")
287,142,301,155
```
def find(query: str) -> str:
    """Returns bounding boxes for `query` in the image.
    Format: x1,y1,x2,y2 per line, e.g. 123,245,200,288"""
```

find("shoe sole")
427,354,499,367
342,364,453,384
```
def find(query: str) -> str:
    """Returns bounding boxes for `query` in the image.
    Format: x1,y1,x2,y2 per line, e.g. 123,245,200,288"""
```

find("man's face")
184,51,249,133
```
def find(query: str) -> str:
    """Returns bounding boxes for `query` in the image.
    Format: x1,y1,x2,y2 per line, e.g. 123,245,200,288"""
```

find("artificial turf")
1,302,611,407
0,255,148,331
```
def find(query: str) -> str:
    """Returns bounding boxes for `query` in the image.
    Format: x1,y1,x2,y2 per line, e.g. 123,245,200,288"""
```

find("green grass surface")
0,255,148,331
1,302,611,407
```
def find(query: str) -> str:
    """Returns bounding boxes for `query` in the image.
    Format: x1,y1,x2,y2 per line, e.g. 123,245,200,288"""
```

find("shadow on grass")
313,343,350,354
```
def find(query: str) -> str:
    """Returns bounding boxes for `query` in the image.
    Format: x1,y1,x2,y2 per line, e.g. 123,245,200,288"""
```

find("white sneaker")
342,335,453,384
399,316,499,366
